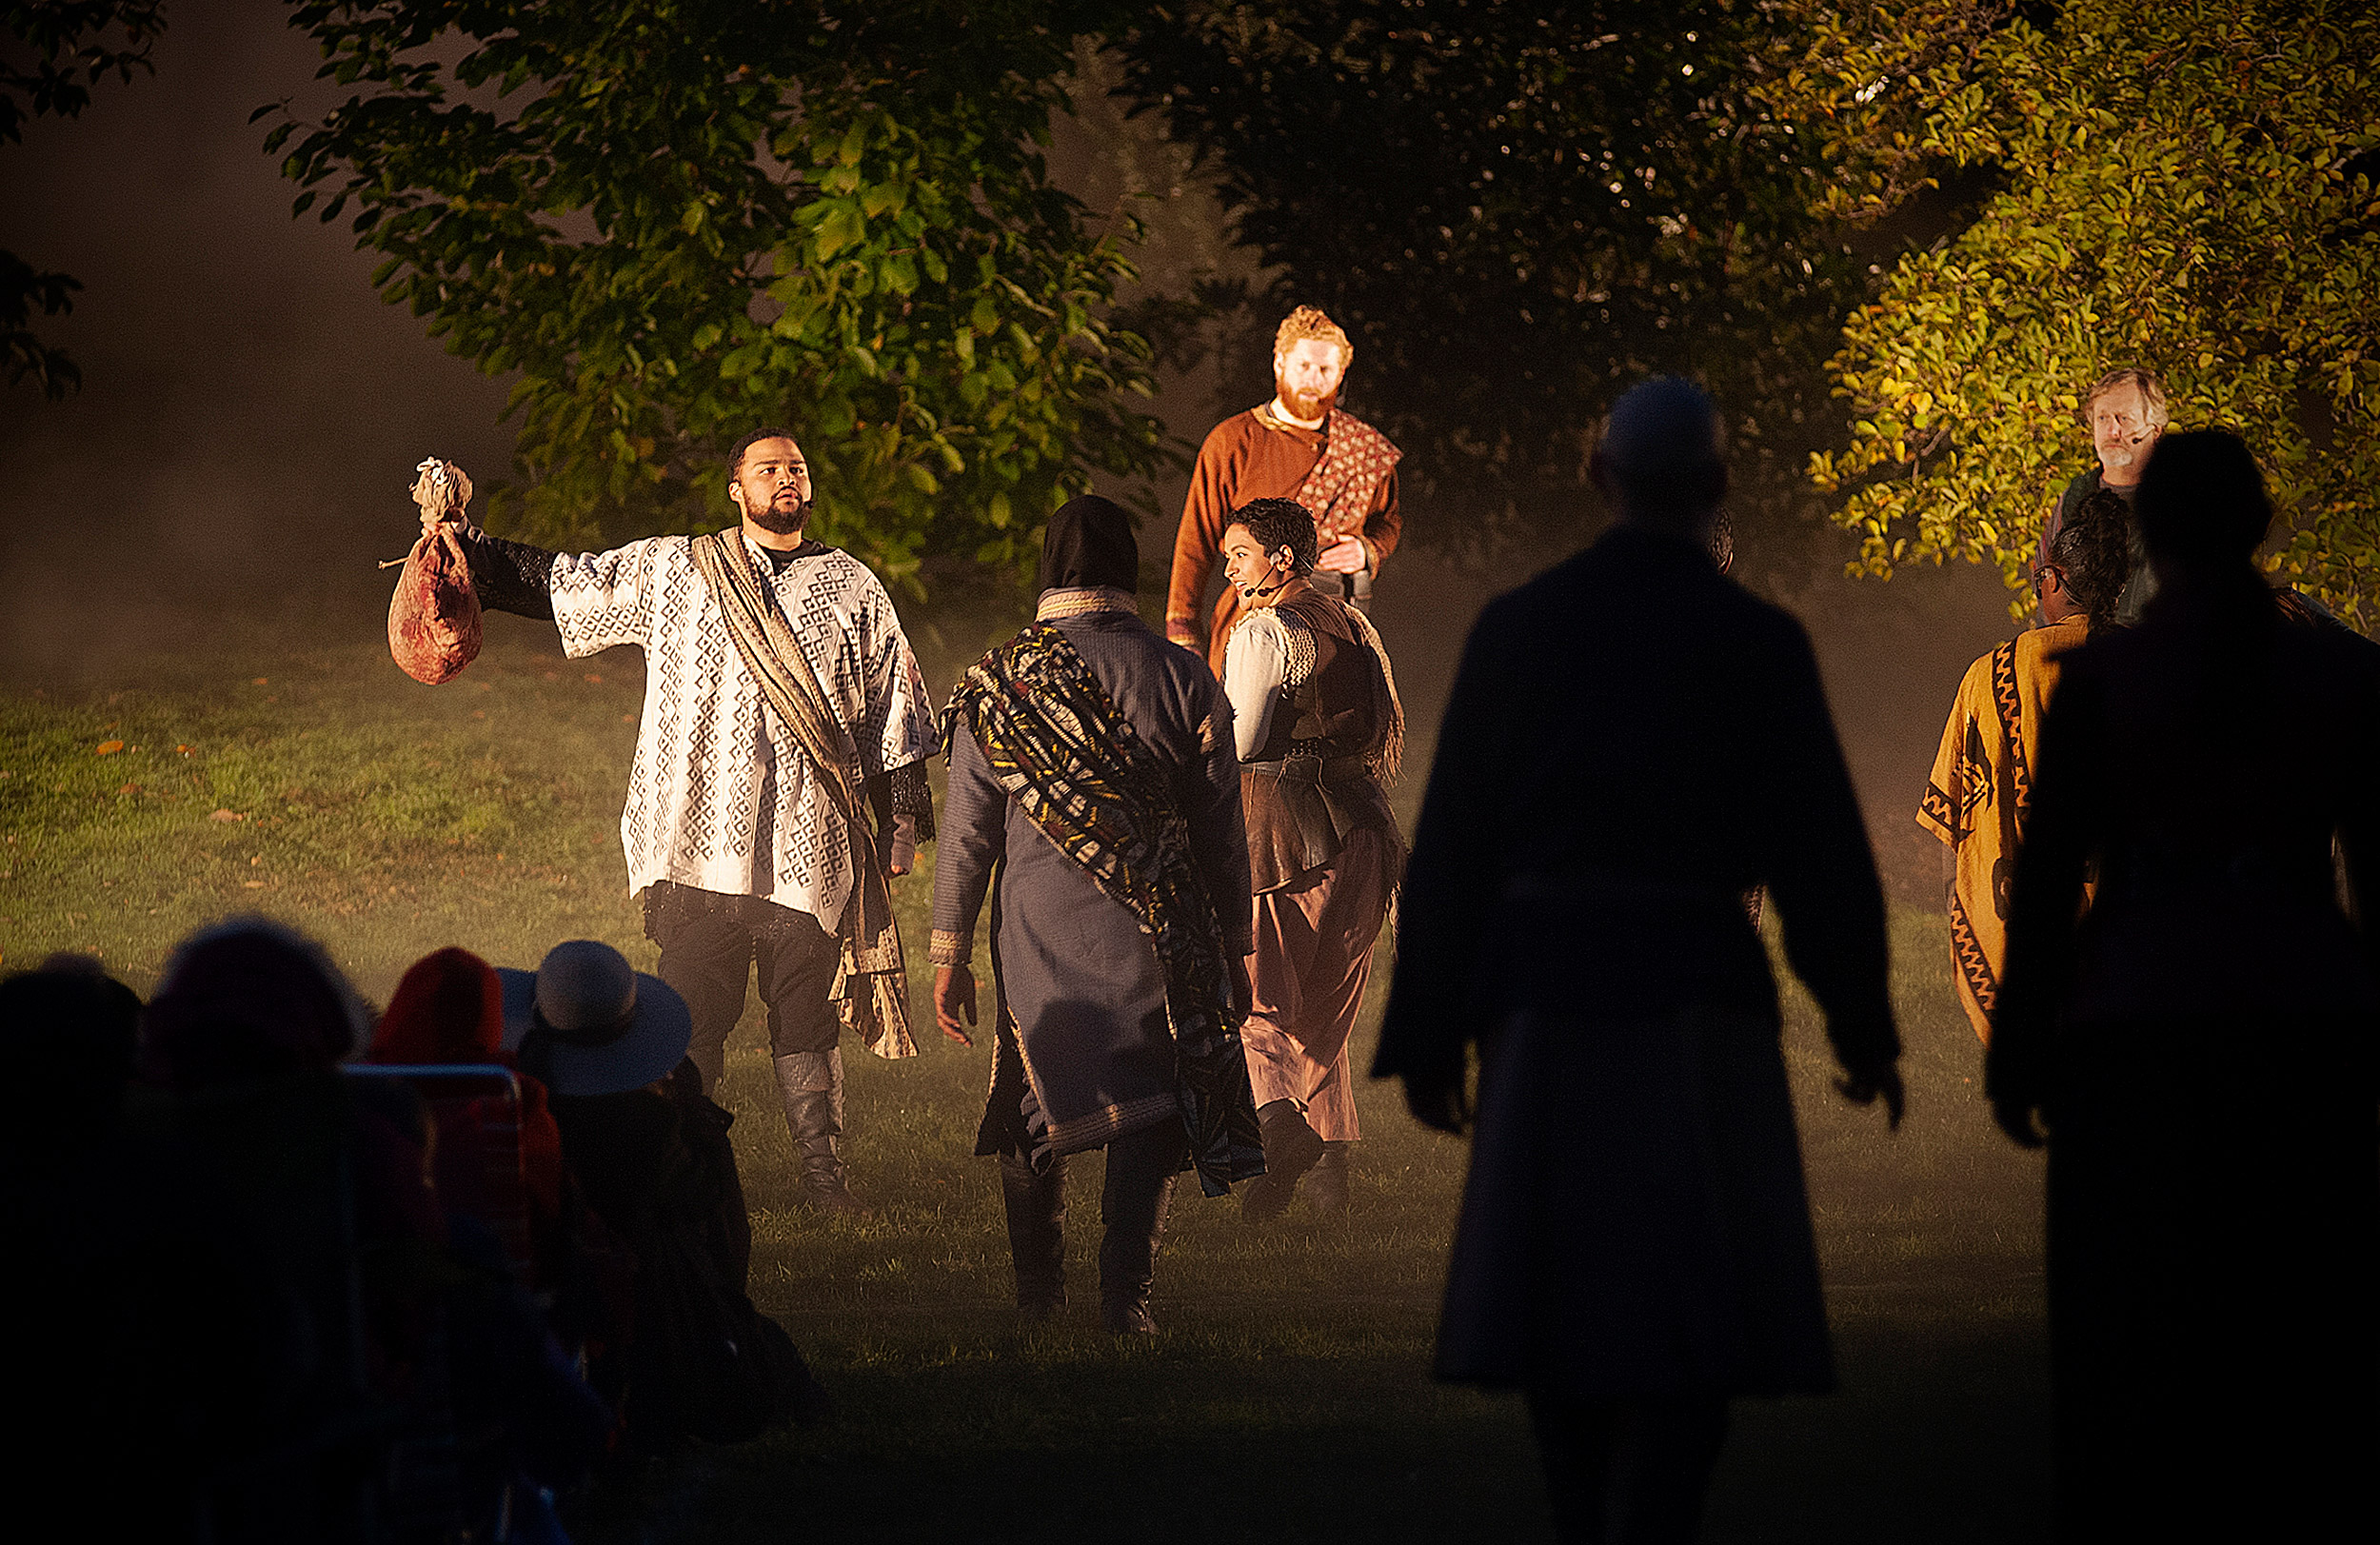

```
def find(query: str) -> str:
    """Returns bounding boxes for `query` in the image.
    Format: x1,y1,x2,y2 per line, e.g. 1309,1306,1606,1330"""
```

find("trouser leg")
1527,1392,1729,1545
1097,1121,1185,1335
998,1154,1068,1316
645,884,756,1095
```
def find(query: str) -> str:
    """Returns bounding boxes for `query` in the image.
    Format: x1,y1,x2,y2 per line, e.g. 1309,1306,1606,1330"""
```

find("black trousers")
1525,1391,1730,1545
643,882,841,1087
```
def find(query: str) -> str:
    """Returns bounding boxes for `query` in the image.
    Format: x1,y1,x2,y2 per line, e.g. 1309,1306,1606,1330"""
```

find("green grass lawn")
3,620,2048,1543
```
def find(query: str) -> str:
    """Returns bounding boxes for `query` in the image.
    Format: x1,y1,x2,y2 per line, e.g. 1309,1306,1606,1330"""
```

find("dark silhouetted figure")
1989,429,2380,1538
505,940,829,1452
1375,379,1904,1544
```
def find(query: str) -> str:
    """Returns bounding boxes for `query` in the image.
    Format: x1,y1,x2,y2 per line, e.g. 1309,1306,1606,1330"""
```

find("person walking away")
1216,496,1404,1220
1374,378,1904,1544
1918,491,2132,1040
1989,430,2380,1539
933,494,1265,1333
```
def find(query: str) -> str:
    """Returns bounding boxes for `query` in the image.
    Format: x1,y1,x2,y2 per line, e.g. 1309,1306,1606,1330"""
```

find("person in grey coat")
933,495,1261,1335
1374,378,1904,1544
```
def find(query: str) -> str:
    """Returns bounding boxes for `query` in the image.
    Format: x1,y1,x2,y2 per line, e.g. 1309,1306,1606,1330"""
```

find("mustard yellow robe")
1917,618,2090,1041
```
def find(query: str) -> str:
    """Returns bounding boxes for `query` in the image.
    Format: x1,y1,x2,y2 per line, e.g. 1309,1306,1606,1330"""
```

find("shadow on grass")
4,640,2050,1542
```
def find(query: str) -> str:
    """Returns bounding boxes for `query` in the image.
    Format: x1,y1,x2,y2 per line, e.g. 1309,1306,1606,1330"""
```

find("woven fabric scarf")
943,624,1264,1196
691,531,915,1060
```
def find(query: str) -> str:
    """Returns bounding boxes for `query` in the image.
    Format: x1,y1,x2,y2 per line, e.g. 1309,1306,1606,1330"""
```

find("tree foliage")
264,2,1163,587
3,0,168,398
1770,0,2380,621
1118,0,1869,552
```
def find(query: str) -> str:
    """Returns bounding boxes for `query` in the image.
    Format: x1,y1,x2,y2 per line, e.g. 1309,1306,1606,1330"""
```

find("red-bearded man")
1165,307,1403,676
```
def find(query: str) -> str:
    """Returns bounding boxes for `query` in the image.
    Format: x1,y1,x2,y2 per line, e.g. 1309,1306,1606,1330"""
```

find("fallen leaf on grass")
251,677,268,686
117,782,140,795
95,740,125,755
176,744,193,755
209,809,245,822
471,709,487,720
585,673,604,683
243,881,266,889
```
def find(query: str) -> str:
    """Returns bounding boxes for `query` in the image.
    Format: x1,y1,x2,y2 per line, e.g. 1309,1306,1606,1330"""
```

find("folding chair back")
348,1063,532,1282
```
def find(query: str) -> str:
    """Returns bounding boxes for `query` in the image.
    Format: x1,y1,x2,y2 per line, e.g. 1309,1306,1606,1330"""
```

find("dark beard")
1275,376,1338,423
745,495,809,536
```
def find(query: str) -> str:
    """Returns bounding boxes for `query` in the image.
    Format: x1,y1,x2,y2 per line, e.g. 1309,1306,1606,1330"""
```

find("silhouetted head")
369,946,507,1065
1592,378,1728,543
0,956,141,1139
1038,493,1140,594
2135,429,2270,580
2037,489,2134,627
141,916,368,1090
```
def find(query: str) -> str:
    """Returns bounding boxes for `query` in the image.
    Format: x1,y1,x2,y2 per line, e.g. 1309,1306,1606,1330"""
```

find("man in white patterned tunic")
458,428,939,1210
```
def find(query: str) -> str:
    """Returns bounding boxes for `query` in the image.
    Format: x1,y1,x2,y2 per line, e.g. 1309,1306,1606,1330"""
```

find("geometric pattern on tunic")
1917,627,2079,1042
1290,407,1402,545
1989,639,2033,825
549,533,937,926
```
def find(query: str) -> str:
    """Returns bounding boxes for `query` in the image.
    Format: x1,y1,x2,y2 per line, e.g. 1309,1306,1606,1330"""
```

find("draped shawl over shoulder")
942,622,1264,1196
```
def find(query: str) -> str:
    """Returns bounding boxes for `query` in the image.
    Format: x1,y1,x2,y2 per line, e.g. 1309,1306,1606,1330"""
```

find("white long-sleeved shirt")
548,531,937,927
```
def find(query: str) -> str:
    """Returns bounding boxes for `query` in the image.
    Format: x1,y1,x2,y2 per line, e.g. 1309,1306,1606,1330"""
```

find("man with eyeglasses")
2056,366,2169,623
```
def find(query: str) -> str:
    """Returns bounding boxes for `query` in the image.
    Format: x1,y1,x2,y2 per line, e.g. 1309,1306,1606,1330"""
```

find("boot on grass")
1305,1140,1353,1218
1240,1099,1326,1223
1099,1124,1180,1335
775,1047,871,1215
1000,1153,1068,1318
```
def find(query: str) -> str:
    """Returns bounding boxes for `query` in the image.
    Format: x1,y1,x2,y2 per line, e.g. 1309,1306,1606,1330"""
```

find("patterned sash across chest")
942,624,1264,1197
1293,408,1402,543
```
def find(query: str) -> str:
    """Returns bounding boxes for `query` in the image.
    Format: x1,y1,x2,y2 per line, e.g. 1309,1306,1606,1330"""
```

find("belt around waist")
1244,755,1372,785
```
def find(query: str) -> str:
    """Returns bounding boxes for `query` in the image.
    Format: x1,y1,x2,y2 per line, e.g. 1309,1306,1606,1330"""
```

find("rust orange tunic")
1165,406,1401,676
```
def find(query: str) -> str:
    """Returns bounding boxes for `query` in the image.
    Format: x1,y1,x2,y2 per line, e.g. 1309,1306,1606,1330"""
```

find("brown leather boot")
1240,1099,1325,1222
1098,1123,1181,1334
1305,1140,1353,1218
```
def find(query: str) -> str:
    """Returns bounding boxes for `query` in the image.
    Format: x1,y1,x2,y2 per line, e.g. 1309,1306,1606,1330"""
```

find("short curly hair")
1227,497,1319,574
727,426,800,478
2052,490,2134,624
1274,306,1353,369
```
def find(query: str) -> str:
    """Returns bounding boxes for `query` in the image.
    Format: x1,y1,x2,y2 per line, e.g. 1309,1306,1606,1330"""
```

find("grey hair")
2084,366,2169,430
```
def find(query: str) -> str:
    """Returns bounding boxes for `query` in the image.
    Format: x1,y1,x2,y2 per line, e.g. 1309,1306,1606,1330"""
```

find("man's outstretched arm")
456,529,557,622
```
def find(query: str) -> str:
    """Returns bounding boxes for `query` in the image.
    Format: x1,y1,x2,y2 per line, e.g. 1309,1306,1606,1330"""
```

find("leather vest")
1240,594,1400,892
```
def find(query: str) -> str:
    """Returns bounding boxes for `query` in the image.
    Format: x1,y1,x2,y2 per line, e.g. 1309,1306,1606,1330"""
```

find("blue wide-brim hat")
497,940,692,1099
